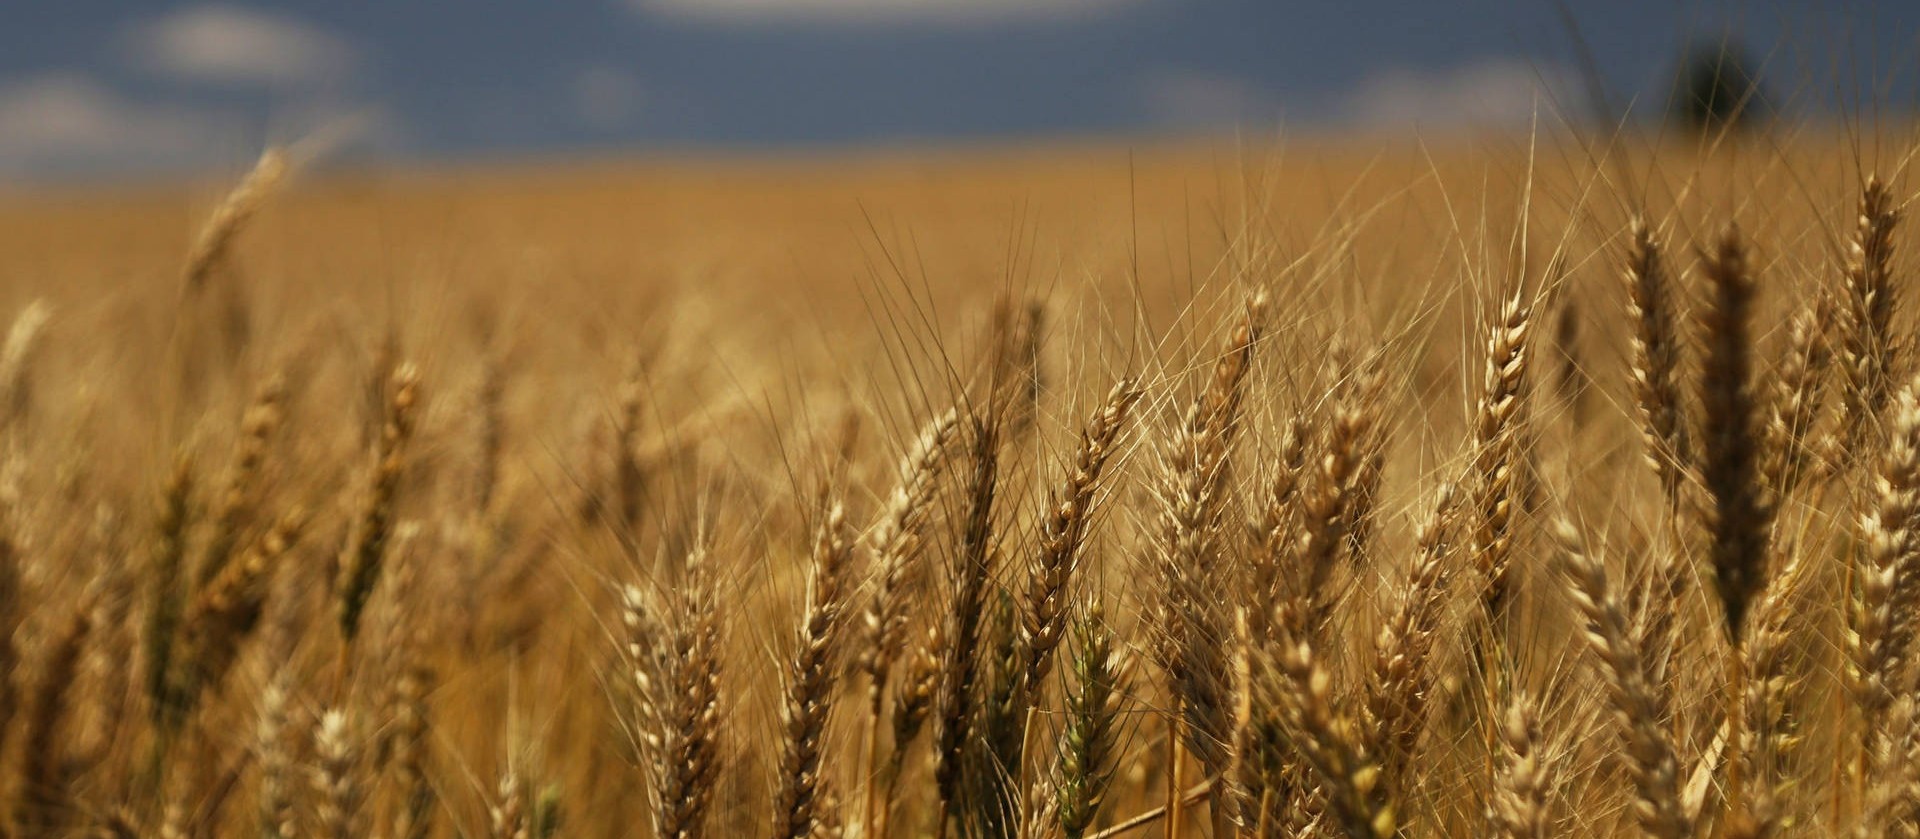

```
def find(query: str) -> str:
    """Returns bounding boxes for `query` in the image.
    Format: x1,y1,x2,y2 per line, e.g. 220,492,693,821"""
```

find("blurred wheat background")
5,2,1920,838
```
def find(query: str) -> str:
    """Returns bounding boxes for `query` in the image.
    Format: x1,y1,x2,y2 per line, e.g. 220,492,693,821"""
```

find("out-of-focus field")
0,136,1866,508
0,132,1909,838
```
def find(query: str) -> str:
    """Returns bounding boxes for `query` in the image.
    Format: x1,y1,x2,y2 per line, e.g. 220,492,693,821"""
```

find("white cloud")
1343,59,1567,131
572,66,645,129
1140,70,1275,129
130,5,359,88
633,0,1143,26
0,74,239,175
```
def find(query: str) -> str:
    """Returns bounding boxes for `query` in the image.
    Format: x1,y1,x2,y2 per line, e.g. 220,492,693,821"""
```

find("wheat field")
0,129,1913,838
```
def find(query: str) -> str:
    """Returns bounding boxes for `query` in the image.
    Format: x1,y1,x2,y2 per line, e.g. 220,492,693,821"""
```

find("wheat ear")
1365,480,1460,777
1253,622,1395,839
1020,378,1142,692
257,674,295,839
1624,217,1693,499
1146,293,1263,834
861,408,959,710
312,708,360,839
629,544,725,839
181,148,288,295
337,362,422,650
1469,287,1533,630
144,454,195,732
772,500,856,839
1832,176,1903,468
1051,601,1129,839
934,416,1001,825
1762,296,1833,494
12,603,92,836
1847,378,1920,808
1553,519,1691,839
1489,693,1552,839
1694,223,1772,643
197,371,288,585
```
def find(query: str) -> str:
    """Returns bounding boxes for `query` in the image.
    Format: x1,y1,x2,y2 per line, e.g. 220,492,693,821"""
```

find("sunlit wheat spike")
257,676,295,839
491,770,530,839
197,369,289,586
1293,354,1384,637
175,506,310,716
1469,286,1534,630
773,498,855,839
629,543,725,839
1763,295,1833,494
1737,541,1809,836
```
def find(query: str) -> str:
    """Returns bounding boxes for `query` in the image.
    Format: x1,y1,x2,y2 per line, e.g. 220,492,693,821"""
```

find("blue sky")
0,1,1913,177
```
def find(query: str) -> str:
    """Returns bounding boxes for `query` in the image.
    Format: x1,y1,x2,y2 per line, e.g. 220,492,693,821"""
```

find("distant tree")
1673,39,1767,133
